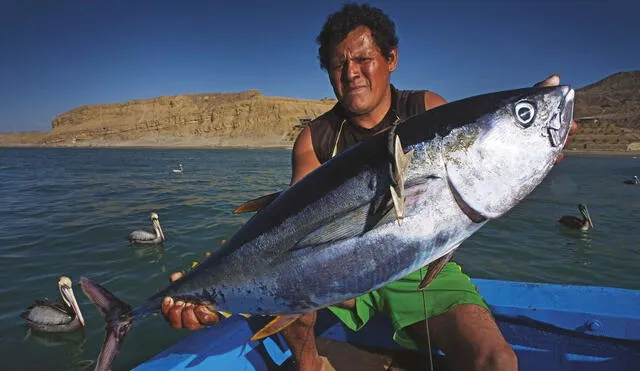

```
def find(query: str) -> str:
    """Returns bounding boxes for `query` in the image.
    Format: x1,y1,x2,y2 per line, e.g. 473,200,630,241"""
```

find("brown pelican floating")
20,276,85,333
623,176,640,185
172,163,183,173
128,212,165,244
558,204,594,231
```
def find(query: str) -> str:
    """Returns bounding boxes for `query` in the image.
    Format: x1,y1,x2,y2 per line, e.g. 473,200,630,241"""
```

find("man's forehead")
331,26,379,57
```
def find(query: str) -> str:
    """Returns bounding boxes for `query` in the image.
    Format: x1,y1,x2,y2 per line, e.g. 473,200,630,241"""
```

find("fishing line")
418,266,434,371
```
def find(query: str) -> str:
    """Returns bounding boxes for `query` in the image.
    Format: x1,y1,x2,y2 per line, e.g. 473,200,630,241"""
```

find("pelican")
623,176,640,185
558,204,594,231
172,163,183,173
128,212,165,244
20,276,85,333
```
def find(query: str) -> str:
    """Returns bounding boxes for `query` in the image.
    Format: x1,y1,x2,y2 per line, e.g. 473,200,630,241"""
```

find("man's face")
328,26,397,116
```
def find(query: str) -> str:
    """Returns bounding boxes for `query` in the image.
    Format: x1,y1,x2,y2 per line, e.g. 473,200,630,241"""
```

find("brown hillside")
1,71,639,151
3,90,337,147
569,70,640,152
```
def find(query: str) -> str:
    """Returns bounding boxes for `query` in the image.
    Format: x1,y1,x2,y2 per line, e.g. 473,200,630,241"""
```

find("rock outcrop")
2,71,639,151
569,71,640,152
34,90,337,146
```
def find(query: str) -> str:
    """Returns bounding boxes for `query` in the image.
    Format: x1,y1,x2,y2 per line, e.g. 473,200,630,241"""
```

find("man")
162,4,577,370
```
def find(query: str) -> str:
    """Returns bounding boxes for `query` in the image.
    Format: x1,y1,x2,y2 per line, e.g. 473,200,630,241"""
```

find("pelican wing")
558,216,582,229
128,228,157,242
21,302,74,325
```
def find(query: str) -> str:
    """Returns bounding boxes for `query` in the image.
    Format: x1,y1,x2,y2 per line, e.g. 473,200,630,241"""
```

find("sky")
0,0,638,133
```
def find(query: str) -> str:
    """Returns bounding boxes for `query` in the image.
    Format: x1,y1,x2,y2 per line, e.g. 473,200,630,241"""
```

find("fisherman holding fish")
161,3,577,370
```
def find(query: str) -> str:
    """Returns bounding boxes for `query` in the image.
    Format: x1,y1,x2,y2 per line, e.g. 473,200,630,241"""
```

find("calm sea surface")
1,148,638,370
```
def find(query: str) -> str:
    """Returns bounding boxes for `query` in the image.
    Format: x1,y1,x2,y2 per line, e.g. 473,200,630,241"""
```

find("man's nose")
344,60,360,81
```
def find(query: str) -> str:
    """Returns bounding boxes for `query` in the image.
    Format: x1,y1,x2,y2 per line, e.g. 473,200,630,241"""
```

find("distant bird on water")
128,212,166,244
623,175,640,185
558,204,594,231
172,164,183,173
20,276,85,333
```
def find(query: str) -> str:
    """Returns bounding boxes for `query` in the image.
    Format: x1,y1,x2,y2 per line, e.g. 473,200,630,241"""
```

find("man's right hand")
161,271,220,330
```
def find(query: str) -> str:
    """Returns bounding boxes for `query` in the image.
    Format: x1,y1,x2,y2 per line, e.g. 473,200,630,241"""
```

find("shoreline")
1,143,639,157
1,136,639,156
0,135,295,150
563,150,640,157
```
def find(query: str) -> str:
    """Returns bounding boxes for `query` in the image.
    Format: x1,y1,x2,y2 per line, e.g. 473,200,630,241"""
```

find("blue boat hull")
134,279,640,370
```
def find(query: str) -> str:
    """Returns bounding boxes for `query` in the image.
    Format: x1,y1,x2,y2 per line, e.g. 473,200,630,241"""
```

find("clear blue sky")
1,0,638,133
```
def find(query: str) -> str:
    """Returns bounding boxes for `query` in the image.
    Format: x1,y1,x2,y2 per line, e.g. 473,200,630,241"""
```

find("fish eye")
514,101,536,127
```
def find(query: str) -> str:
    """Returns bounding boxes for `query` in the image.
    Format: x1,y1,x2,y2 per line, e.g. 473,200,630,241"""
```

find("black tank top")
309,85,427,164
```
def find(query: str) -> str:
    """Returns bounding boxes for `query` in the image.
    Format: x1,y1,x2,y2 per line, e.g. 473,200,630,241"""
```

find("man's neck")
346,86,392,129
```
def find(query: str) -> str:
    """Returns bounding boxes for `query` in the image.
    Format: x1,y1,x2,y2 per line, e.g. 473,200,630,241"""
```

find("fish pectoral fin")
233,191,282,214
250,314,301,341
389,135,414,221
418,250,455,290
389,185,404,222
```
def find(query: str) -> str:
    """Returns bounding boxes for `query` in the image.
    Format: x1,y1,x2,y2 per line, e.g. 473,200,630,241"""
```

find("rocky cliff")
21,90,337,147
569,70,640,152
2,71,639,151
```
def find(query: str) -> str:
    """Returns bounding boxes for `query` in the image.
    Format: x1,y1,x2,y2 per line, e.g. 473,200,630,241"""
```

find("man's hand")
161,271,220,330
534,74,579,163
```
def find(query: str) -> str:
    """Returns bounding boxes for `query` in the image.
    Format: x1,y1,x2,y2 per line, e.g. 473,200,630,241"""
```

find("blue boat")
134,279,640,370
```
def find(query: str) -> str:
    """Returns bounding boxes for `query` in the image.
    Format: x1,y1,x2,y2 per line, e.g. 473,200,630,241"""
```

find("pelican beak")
154,218,166,242
582,207,594,229
59,280,85,326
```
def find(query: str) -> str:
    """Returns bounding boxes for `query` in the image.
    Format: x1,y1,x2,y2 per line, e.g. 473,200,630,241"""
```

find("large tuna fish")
80,84,574,370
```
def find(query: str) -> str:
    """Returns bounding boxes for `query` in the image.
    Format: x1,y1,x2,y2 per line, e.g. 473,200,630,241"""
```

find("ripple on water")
1,149,638,370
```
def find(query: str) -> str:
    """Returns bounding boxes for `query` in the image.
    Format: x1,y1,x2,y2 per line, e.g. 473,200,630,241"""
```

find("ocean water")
0,148,638,370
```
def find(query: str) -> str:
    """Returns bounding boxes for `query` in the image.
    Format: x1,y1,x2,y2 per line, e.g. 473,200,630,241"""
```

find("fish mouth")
547,88,574,147
446,171,487,224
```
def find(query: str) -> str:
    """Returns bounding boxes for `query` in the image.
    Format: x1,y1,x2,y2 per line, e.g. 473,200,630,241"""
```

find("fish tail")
80,277,134,371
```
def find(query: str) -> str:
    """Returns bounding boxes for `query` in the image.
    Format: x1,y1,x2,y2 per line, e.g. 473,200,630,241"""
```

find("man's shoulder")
307,104,341,129
393,86,447,117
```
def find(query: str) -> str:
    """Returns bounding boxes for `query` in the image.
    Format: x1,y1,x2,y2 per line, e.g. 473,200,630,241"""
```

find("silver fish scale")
136,86,571,318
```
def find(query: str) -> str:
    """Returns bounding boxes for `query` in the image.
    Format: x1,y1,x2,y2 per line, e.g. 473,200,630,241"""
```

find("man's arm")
290,126,322,185
425,91,447,110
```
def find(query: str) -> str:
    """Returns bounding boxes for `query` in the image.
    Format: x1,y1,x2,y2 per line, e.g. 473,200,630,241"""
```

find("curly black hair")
316,3,399,71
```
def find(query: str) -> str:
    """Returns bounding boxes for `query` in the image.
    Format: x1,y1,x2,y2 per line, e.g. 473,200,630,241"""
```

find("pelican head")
578,204,594,229
150,212,165,242
58,276,85,327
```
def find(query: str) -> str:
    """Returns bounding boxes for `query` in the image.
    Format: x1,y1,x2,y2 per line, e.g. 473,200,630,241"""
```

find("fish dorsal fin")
418,250,456,290
250,314,300,341
389,135,414,222
233,192,282,214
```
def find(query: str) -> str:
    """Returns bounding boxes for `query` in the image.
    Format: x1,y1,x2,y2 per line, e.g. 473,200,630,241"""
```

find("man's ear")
388,49,398,72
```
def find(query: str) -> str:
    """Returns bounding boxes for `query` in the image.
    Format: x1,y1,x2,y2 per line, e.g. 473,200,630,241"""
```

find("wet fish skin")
80,85,573,371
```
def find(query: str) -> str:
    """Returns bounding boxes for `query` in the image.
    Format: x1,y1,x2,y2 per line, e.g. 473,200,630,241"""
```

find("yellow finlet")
250,315,300,341
217,311,232,318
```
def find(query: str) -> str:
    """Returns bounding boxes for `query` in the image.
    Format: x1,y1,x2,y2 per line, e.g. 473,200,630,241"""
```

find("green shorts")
327,262,489,350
